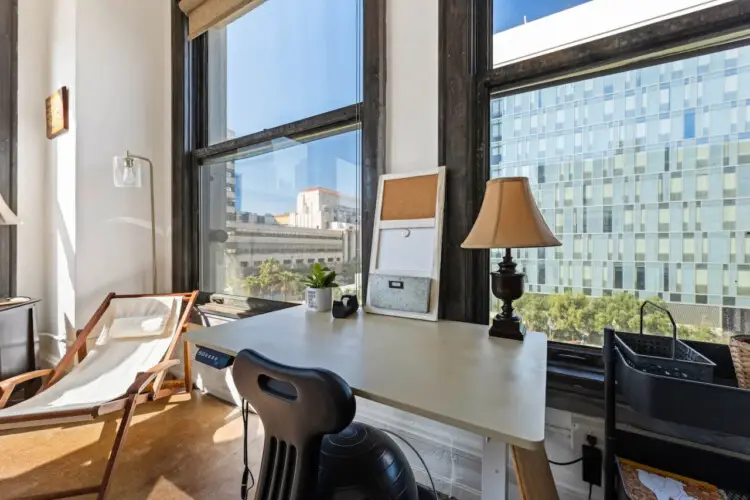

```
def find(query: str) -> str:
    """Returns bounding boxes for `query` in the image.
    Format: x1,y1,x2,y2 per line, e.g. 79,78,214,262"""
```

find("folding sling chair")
0,291,199,500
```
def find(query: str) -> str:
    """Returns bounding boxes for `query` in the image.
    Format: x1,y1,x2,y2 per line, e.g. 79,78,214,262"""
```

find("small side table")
0,298,41,399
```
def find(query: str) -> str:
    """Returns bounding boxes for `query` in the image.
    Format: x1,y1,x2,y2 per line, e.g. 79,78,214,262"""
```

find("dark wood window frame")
171,0,386,300
0,0,17,298
440,0,750,412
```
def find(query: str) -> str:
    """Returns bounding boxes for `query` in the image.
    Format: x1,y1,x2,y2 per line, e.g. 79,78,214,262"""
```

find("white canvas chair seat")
0,296,180,427
0,291,198,500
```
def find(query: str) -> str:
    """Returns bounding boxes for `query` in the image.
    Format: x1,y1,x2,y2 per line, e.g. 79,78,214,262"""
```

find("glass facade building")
490,46,750,337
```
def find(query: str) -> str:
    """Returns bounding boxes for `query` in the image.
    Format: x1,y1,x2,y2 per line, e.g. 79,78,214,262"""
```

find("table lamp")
462,177,561,340
0,193,19,225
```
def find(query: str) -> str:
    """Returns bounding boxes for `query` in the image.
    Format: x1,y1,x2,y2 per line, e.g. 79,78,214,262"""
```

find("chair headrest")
232,349,355,443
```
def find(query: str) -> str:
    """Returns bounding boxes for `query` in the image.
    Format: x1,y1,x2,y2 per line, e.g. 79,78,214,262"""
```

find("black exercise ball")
317,422,419,500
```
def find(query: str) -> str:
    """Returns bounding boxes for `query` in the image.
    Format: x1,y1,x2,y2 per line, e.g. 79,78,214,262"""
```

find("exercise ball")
317,422,419,500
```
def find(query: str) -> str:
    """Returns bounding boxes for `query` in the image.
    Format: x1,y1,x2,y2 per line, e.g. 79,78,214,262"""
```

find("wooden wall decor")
45,86,69,140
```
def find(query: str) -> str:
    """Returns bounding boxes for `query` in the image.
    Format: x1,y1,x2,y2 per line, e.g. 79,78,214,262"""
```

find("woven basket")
729,335,750,390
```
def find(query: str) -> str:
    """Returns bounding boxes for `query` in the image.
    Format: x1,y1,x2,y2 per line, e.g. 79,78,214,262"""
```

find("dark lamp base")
489,313,526,341
489,248,527,341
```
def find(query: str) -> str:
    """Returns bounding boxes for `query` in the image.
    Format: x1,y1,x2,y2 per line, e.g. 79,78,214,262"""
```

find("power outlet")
582,435,603,487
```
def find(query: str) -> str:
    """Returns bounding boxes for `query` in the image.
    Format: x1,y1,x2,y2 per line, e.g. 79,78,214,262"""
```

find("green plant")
302,262,339,289
243,258,304,301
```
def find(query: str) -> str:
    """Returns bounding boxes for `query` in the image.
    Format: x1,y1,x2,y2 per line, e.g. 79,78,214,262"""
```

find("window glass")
489,46,750,346
200,129,361,301
208,0,363,143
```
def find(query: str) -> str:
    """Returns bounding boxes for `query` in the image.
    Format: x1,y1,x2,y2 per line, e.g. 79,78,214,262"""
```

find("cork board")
381,174,438,220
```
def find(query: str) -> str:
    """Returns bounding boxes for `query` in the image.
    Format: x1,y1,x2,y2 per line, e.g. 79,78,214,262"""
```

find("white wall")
74,0,172,322
16,0,172,365
17,0,52,333
386,0,439,174
48,0,80,363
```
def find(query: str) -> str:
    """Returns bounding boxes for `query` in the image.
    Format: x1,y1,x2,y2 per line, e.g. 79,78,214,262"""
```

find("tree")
511,290,724,346
245,259,304,301
339,257,361,288
513,294,548,333
547,292,592,343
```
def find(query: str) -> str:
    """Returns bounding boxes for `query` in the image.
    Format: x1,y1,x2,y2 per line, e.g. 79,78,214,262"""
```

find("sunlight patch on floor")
0,420,108,478
212,409,263,444
145,476,193,500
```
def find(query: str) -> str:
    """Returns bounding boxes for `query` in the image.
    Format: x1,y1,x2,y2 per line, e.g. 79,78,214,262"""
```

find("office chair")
233,349,420,500
232,349,356,500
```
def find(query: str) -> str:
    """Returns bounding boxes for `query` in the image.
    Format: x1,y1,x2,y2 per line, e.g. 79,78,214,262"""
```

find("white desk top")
185,306,548,449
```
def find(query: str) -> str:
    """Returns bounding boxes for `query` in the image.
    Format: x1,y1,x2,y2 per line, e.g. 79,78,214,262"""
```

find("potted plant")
302,263,338,312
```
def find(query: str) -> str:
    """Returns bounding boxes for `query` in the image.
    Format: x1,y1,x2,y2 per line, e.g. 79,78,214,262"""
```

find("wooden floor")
0,393,264,499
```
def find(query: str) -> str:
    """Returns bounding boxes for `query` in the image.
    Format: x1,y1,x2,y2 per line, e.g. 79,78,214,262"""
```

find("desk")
185,305,556,499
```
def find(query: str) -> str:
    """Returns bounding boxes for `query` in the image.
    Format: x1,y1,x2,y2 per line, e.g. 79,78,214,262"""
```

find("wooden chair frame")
0,291,199,500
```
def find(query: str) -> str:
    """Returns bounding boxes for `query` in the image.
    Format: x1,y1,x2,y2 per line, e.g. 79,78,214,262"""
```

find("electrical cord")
588,482,593,500
549,456,584,466
380,428,439,500
241,399,256,500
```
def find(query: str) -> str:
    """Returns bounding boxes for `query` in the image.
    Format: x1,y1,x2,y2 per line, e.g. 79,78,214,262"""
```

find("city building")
287,187,358,230
234,172,243,213
203,161,360,297
490,46,750,333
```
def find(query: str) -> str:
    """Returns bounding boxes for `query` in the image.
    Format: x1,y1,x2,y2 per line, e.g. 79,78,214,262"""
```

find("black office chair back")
232,349,356,500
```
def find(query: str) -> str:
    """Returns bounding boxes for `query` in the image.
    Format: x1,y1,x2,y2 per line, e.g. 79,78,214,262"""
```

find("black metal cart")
603,324,750,499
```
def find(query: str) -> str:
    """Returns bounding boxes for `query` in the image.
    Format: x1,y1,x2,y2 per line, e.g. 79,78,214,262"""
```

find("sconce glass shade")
113,155,143,188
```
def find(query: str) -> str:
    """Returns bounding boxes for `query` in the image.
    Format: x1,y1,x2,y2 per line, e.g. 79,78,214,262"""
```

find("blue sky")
226,0,591,215
493,0,591,32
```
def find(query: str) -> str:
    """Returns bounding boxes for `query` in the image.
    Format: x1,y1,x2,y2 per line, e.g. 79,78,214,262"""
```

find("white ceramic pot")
306,287,333,312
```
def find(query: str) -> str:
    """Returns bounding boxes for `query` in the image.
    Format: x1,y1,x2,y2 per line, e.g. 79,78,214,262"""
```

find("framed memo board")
365,167,446,321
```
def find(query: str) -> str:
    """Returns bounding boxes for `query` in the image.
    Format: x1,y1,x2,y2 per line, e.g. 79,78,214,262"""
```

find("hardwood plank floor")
0,393,263,499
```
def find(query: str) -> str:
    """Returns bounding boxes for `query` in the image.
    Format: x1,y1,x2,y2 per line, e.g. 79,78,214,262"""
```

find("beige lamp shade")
462,177,560,249
0,193,19,225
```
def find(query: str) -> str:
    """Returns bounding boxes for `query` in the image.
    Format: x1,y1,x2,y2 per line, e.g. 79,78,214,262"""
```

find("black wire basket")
613,301,715,382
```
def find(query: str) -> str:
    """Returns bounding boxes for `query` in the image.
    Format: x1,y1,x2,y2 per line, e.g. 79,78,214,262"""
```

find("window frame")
171,0,386,301
0,0,17,298
440,0,750,401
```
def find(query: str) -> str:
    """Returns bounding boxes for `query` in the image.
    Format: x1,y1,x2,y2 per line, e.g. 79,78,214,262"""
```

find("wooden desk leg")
511,445,559,500
483,437,508,499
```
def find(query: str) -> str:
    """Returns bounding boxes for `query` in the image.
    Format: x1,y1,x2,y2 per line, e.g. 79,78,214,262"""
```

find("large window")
193,0,366,302
486,4,750,346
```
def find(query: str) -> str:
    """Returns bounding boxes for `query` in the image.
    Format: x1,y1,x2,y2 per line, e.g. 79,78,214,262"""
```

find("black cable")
241,399,256,500
588,482,593,500
380,429,438,500
549,456,584,466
